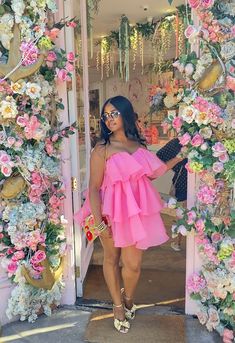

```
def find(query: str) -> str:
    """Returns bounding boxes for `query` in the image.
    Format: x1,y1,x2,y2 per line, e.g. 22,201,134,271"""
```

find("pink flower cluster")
187,272,206,294
197,185,217,205
49,193,64,224
194,97,223,126
12,229,45,251
20,42,39,66
17,114,45,141
0,150,14,177
30,249,46,277
212,142,229,163
29,172,49,204
188,0,214,9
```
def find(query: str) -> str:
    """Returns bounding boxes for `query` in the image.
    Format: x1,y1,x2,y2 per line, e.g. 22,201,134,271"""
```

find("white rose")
184,63,194,76
200,143,208,151
178,225,187,236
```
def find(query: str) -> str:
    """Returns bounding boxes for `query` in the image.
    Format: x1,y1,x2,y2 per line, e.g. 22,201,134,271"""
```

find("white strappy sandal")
113,304,130,333
121,288,137,320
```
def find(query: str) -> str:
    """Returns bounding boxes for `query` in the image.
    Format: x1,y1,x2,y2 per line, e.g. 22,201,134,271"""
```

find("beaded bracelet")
95,220,107,234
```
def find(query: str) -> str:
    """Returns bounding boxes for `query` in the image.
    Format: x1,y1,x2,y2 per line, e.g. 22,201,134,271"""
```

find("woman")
75,96,182,333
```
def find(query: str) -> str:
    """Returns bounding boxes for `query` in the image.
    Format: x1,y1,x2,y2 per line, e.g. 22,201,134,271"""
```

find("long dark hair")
100,95,146,145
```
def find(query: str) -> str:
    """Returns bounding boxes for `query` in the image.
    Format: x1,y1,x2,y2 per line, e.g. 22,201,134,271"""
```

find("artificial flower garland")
165,0,235,341
0,1,78,322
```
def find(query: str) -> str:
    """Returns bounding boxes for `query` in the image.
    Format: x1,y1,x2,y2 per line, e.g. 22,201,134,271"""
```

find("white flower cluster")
193,53,213,82
6,272,64,322
0,14,14,49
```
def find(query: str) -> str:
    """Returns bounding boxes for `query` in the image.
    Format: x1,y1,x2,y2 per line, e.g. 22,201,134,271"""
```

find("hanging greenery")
94,5,189,81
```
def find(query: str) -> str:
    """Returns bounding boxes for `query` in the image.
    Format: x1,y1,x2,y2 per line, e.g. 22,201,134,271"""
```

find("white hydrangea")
11,0,25,23
0,13,14,49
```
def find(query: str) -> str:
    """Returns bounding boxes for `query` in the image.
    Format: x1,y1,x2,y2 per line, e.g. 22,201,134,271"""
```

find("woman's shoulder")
91,141,107,159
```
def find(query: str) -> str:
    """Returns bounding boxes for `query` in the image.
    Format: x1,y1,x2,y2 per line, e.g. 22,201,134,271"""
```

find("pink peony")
197,185,216,205
191,133,204,147
179,133,191,146
201,0,214,8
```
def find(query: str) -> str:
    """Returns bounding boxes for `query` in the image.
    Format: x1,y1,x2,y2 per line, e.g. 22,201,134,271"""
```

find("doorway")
72,0,187,311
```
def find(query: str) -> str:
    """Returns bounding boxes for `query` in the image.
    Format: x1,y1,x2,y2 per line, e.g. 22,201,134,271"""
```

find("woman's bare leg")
121,246,143,308
99,235,124,319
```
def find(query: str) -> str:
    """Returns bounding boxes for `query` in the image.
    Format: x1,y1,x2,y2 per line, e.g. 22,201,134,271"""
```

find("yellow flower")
38,37,53,50
11,80,26,94
0,97,18,119
190,161,204,172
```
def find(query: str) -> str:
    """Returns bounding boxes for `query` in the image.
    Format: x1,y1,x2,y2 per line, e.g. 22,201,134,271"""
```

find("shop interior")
74,0,187,310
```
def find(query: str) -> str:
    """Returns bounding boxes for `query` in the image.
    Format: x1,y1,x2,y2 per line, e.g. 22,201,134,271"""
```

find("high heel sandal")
121,288,137,320
113,304,130,334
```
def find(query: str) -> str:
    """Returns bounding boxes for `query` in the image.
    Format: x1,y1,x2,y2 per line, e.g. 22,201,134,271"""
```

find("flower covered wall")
0,1,77,322
164,0,235,341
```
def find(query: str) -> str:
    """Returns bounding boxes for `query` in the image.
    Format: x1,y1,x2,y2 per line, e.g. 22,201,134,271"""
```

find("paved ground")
0,306,222,343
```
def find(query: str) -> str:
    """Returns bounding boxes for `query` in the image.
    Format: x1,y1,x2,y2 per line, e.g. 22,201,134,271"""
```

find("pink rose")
17,116,28,127
211,232,222,243
185,25,198,39
212,162,224,173
47,51,57,62
51,133,59,142
0,152,11,164
226,76,235,92
219,153,229,163
45,28,60,41
201,0,214,8
12,250,25,261
0,233,4,239
67,21,77,28
67,52,75,62
65,62,74,72
56,69,70,82
15,139,23,148
7,261,18,275
179,133,191,146
212,142,227,157
172,117,183,132
1,165,12,177
188,0,201,8
191,133,204,147
31,250,46,264
195,219,205,233
187,210,197,225
223,329,234,343
7,137,16,146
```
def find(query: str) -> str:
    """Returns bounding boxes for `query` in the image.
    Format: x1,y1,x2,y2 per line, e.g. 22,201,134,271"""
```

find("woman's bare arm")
89,144,106,226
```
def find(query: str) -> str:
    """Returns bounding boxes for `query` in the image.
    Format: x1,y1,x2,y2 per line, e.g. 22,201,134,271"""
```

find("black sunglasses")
101,110,120,122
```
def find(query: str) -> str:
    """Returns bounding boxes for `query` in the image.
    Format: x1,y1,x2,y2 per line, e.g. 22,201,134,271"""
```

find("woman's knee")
122,258,141,274
103,251,120,266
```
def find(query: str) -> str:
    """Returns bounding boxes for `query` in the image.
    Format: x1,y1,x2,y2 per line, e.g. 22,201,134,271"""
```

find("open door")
64,0,94,297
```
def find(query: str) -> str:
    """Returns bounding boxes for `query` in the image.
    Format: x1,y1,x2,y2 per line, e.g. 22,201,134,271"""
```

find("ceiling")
90,0,185,39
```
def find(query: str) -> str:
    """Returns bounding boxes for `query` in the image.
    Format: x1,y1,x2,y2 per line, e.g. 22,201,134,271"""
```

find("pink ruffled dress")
74,147,169,250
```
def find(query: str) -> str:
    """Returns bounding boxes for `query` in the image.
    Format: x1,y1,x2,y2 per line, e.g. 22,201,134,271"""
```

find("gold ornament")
21,246,64,290
0,24,45,82
196,60,224,93
0,175,26,199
